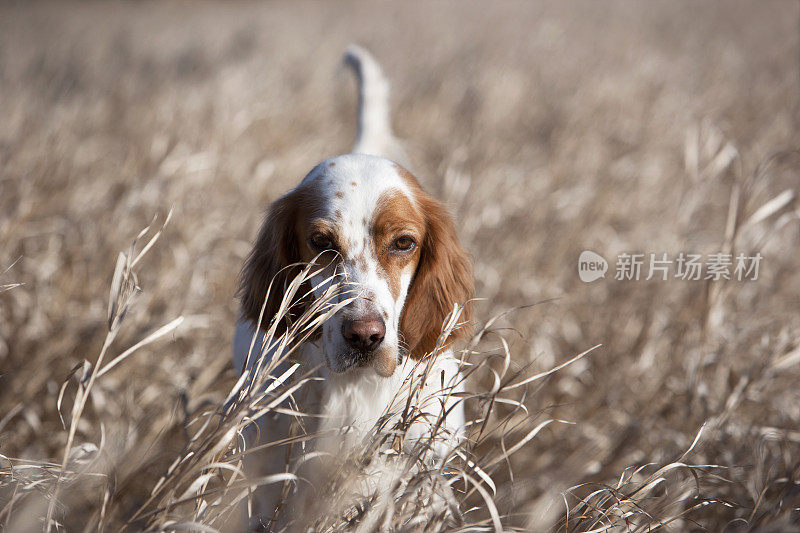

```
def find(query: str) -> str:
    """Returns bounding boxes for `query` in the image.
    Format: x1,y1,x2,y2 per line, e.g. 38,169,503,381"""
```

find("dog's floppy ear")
238,191,307,335
401,192,473,359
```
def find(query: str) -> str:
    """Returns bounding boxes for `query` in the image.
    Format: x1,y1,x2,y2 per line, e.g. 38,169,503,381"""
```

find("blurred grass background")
1,1,799,530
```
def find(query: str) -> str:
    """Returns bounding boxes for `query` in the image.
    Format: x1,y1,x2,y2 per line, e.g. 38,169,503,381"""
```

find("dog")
232,45,473,528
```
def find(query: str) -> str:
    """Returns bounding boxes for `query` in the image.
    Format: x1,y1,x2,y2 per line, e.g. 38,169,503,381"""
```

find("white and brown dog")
233,46,473,526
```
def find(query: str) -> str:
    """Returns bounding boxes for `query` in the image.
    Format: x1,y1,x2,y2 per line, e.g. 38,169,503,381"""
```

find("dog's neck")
309,340,409,440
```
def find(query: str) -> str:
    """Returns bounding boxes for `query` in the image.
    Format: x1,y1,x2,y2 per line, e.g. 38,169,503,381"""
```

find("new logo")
578,250,608,282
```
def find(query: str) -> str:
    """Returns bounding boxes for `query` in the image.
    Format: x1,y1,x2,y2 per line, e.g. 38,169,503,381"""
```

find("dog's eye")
310,233,334,251
392,236,416,252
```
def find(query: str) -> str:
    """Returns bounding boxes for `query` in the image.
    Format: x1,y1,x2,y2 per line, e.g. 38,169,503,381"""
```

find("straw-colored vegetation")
1,2,799,531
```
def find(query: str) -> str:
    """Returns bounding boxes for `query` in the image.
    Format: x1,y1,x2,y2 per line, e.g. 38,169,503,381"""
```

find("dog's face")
239,154,472,378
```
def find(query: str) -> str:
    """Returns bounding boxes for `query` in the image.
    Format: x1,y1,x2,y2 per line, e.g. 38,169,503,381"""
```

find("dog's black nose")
342,317,385,352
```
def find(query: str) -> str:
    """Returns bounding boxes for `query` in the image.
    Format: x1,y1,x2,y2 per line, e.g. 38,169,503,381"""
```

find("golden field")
1,1,799,531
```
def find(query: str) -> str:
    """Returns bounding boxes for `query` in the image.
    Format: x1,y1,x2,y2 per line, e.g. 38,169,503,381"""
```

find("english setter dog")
233,45,473,529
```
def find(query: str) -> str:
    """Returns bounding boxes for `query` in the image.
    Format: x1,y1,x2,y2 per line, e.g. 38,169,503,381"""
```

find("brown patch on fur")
328,162,335,167
297,219,347,281
237,182,336,337
372,348,397,377
351,181,357,187
355,252,368,272
371,189,425,301
335,191,344,199
392,164,474,360
334,209,342,219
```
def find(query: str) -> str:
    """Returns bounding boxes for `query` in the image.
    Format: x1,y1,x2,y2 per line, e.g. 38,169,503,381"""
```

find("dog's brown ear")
237,191,307,335
400,192,473,359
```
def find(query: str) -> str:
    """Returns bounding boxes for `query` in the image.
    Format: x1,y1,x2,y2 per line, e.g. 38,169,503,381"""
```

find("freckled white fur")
300,155,417,374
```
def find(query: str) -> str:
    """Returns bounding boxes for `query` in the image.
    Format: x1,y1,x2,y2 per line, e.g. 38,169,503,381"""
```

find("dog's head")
238,154,472,377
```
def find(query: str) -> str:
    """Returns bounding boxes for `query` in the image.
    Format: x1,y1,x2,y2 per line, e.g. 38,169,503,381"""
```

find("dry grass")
2,1,800,531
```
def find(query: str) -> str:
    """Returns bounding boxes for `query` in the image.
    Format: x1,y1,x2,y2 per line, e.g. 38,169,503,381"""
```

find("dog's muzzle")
336,315,396,377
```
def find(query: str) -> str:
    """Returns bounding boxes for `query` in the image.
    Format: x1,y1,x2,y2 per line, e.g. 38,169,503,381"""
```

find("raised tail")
343,45,406,164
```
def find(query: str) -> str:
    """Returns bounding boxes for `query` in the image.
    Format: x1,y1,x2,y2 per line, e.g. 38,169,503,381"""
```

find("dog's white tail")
344,45,406,163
